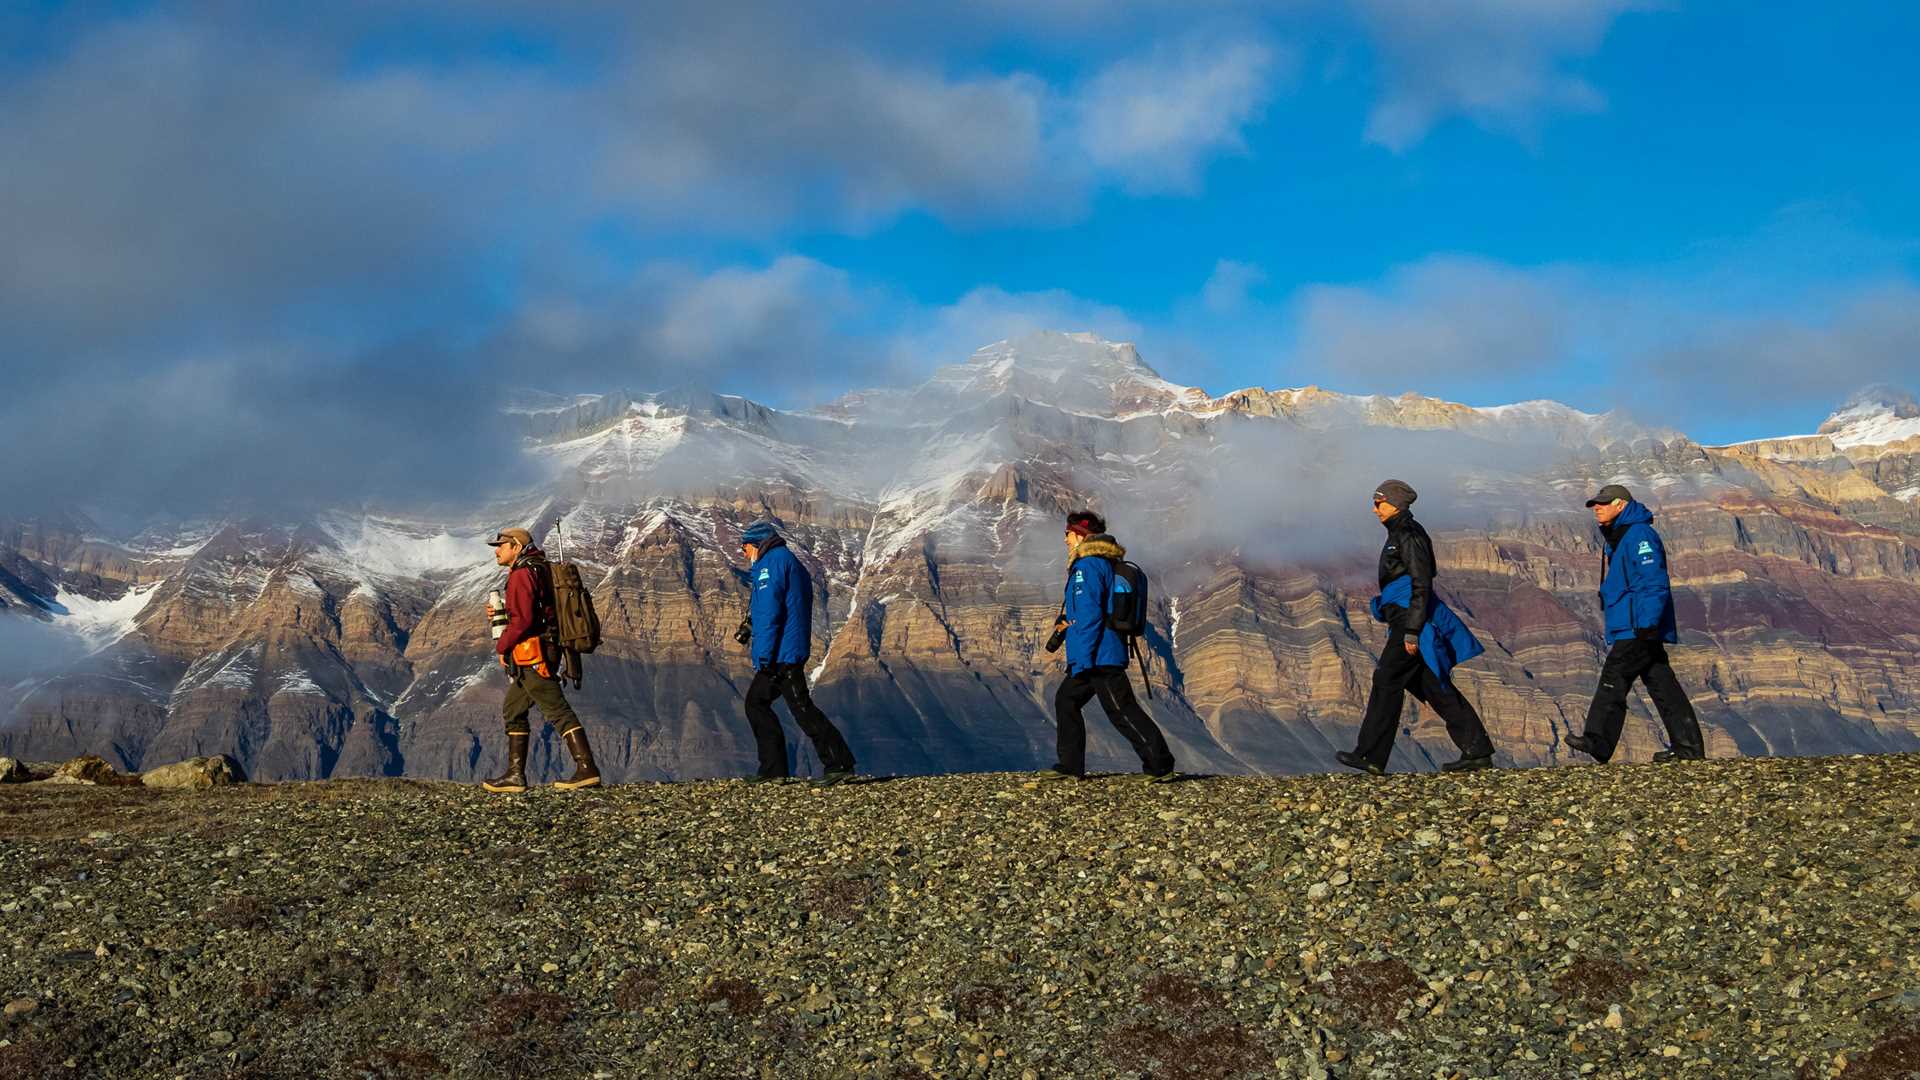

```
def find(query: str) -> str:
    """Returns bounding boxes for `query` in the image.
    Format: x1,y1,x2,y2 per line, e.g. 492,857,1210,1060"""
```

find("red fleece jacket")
496,548,549,655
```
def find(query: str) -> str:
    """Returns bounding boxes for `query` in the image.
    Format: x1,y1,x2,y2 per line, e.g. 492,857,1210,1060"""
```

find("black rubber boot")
481,733,529,793
554,728,602,790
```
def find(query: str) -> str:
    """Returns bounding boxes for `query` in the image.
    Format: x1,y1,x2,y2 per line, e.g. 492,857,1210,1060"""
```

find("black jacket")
1376,511,1436,637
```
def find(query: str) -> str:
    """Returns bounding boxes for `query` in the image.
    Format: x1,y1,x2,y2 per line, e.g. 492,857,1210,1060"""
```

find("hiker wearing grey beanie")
1335,481,1498,776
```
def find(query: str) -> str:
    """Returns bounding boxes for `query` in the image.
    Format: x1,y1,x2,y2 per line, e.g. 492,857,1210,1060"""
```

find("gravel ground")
3,755,1919,1079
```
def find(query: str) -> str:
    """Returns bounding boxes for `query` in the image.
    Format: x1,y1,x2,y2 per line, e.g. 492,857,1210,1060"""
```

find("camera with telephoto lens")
1044,623,1067,654
733,617,753,646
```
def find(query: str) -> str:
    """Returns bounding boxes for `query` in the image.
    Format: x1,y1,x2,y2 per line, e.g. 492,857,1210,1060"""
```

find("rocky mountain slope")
2,756,1917,1078
4,332,1920,782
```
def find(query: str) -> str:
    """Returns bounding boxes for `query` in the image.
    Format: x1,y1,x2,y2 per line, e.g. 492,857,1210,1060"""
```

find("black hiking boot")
481,733,529,793
1335,750,1385,777
1563,734,1605,761
1036,765,1084,782
744,773,790,785
1652,749,1704,763
812,769,856,789
554,728,602,790
1440,754,1494,773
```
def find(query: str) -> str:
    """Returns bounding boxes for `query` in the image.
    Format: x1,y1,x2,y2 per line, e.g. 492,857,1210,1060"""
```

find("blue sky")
2,1,1918,510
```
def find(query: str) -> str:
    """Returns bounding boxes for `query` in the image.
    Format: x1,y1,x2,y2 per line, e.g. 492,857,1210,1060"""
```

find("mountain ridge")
5,331,1920,782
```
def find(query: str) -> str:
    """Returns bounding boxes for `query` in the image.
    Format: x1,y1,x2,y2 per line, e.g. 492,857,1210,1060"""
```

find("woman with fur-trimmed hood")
1043,511,1177,782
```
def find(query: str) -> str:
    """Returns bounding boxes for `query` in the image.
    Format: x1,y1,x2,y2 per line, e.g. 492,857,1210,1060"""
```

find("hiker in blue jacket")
1043,511,1176,782
1337,480,1498,776
739,521,856,786
1564,486,1706,763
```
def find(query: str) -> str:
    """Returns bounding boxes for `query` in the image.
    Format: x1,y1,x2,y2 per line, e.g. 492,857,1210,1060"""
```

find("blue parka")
1370,575,1484,685
1598,500,1679,644
749,540,814,668
1062,535,1132,675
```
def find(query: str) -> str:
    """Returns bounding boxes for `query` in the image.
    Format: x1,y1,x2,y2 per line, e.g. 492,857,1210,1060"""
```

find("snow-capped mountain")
1817,386,1920,450
1713,385,1920,504
5,332,1920,781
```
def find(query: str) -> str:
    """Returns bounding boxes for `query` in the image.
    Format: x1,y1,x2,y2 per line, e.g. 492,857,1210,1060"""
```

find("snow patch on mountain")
1724,386,1920,461
316,515,489,580
176,642,264,695
50,582,160,652
274,669,326,698
1818,388,1920,449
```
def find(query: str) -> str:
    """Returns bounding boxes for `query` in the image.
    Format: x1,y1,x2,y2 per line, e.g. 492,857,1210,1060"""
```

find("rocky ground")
2,755,1919,1079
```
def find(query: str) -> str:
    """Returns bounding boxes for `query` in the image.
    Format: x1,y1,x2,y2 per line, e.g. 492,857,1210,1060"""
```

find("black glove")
734,617,753,646
1634,626,1660,642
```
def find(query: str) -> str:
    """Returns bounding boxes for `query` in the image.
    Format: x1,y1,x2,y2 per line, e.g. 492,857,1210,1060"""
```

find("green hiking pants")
502,671,583,738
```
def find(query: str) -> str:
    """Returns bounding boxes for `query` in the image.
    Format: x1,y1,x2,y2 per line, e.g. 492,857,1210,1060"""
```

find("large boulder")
0,757,29,783
140,755,246,791
45,755,125,786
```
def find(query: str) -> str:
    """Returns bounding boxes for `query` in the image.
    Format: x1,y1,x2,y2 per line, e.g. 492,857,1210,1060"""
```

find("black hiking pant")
1579,639,1705,762
744,663,856,778
503,672,583,739
1054,666,1175,777
1353,632,1495,769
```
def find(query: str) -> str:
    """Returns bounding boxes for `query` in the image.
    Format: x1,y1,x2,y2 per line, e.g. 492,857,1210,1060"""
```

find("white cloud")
594,33,1058,227
0,17,568,348
0,7,1304,352
1200,259,1270,313
649,258,868,371
1352,0,1647,150
1075,36,1285,193
1646,284,1920,413
894,286,1146,370
1294,256,1578,388
496,256,901,400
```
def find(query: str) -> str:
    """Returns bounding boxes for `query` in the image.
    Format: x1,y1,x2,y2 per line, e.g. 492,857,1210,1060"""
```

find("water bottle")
487,590,508,641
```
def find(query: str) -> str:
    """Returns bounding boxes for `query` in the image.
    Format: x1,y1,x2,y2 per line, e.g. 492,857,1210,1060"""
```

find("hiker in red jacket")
481,528,601,792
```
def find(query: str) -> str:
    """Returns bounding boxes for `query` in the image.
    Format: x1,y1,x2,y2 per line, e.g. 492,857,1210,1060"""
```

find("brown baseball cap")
488,527,533,548
1584,484,1633,507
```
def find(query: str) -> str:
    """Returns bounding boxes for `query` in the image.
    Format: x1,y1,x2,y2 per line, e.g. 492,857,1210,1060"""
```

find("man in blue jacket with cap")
1337,480,1498,776
1564,485,1706,763
739,521,856,786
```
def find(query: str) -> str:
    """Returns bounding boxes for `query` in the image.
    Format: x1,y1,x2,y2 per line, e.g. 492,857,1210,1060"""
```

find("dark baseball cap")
1584,484,1633,507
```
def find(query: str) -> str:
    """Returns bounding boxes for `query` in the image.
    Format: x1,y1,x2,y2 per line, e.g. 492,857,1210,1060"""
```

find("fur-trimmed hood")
1074,534,1126,562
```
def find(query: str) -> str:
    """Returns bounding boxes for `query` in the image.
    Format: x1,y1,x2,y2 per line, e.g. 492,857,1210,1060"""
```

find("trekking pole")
556,519,566,563
1131,637,1154,699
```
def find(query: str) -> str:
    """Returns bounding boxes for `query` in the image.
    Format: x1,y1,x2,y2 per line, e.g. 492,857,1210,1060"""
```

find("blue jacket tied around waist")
749,542,813,668
1371,575,1484,685
1598,500,1679,644
1063,537,1132,675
